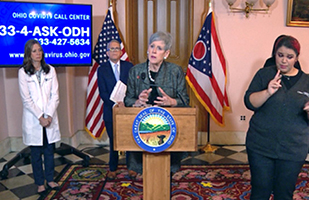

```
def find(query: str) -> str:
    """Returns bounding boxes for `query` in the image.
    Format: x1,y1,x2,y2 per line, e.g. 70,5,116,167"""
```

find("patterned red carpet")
43,164,309,200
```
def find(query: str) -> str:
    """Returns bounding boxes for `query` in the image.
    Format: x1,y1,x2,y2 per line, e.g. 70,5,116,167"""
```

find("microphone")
141,72,146,80
137,71,188,106
138,72,147,94
146,82,188,107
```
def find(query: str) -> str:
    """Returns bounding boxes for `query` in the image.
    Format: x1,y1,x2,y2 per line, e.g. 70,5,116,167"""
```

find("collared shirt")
35,67,43,84
109,60,120,79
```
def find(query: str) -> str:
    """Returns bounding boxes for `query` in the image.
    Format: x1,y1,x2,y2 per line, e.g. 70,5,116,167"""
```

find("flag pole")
200,113,218,153
109,0,125,156
200,0,218,153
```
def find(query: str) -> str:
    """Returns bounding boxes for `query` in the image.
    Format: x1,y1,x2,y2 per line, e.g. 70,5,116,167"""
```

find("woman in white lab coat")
18,39,61,195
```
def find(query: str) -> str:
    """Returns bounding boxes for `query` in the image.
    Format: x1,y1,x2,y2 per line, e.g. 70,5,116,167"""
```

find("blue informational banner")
0,1,92,67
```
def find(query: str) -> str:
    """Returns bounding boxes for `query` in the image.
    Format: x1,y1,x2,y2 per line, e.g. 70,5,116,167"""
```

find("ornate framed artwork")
286,0,309,27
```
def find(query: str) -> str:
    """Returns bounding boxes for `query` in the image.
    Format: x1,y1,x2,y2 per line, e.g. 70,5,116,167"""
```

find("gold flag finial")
109,0,113,6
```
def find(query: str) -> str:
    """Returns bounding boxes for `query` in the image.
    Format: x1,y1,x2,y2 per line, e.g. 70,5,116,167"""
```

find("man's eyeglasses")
108,47,121,52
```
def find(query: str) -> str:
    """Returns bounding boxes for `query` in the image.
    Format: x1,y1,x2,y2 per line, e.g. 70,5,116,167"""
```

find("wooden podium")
113,106,198,200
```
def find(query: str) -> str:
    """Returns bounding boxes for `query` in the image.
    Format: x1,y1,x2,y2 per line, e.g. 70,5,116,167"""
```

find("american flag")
186,4,229,126
85,7,129,138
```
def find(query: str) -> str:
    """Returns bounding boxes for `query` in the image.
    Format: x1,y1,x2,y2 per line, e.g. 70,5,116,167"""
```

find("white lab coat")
18,65,61,146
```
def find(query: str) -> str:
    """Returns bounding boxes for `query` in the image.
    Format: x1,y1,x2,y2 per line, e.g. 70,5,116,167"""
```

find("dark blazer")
97,60,133,122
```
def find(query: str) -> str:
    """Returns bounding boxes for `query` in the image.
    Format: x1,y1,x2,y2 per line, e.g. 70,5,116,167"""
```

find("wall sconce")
225,0,275,18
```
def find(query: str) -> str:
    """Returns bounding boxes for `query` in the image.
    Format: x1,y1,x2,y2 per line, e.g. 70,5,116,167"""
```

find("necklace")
148,63,155,82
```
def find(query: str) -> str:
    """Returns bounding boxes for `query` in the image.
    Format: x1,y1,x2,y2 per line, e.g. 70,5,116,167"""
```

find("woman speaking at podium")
124,31,189,177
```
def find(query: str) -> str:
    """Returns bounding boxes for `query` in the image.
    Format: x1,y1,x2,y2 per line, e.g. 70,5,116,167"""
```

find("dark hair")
271,35,286,57
274,35,300,56
264,35,301,69
22,39,50,75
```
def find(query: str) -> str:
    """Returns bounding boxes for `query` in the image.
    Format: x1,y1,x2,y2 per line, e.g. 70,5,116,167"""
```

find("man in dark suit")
97,39,133,179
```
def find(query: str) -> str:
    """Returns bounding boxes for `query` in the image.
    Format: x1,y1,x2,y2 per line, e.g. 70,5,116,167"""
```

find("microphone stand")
200,112,218,153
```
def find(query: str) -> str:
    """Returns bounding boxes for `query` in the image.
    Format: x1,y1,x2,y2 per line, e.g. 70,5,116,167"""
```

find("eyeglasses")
108,47,121,52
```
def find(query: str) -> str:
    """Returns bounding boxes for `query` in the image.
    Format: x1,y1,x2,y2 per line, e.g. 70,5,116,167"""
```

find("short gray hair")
107,39,120,49
149,31,173,51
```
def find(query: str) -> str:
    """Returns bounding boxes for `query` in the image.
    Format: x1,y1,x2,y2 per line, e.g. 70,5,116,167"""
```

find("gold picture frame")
286,0,309,27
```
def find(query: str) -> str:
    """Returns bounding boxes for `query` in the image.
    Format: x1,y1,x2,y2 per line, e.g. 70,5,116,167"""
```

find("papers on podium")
110,80,127,103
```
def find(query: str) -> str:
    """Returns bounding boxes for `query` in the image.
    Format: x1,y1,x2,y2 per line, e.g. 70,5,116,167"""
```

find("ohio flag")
186,5,229,126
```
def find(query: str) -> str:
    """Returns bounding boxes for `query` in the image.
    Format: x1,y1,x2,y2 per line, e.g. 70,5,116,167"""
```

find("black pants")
247,148,304,200
30,128,55,185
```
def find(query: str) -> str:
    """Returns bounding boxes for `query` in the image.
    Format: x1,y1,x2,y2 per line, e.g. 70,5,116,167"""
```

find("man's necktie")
114,63,119,81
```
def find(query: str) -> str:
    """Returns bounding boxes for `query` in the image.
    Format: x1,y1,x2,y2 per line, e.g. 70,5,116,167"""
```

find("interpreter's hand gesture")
134,88,152,107
154,87,177,107
267,70,282,96
304,101,309,119
304,101,309,112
